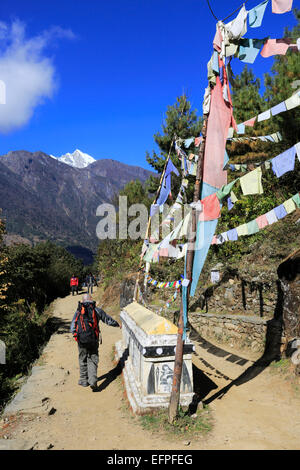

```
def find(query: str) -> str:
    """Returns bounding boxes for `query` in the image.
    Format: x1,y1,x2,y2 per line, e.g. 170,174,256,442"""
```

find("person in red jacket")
70,275,79,296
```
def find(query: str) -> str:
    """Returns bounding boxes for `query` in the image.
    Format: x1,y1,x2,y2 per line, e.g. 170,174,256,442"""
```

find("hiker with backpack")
70,293,121,391
70,275,79,296
86,273,95,294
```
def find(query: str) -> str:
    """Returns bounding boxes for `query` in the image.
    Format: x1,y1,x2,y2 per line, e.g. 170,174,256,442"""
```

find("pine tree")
228,65,277,164
231,65,263,124
146,94,202,199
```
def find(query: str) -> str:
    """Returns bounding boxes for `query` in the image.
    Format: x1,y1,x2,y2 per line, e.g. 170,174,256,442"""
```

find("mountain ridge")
0,150,156,263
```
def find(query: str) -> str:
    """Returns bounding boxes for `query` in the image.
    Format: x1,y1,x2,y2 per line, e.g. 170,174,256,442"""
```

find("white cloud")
0,20,75,133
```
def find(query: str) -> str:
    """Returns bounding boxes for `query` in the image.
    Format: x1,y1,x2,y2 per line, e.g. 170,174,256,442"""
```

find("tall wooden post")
168,114,208,423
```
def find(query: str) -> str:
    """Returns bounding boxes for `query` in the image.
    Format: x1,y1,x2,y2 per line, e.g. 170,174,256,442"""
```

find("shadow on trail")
94,348,129,393
47,316,71,335
188,317,283,414
189,325,251,366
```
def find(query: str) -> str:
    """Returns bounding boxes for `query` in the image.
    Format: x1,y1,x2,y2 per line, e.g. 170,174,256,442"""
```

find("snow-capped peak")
53,149,96,168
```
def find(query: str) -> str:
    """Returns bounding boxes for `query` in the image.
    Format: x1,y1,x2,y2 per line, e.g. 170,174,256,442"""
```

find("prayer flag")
271,146,296,177
249,0,269,27
240,167,263,195
272,0,293,14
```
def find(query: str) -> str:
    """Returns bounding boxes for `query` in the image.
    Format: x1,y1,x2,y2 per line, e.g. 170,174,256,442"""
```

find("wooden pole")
168,114,208,424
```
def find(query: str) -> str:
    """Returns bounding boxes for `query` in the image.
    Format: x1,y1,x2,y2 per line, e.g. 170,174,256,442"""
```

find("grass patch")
269,358,291,375
138,405,213,439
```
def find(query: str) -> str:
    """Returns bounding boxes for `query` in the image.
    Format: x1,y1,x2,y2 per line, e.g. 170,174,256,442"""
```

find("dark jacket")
86,275,95,285
70,301,119,335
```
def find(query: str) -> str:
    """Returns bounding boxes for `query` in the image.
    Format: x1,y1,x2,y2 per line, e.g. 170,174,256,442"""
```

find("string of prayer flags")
212,192,299,245
228,163,255,172
227,131,282,143
233,91,300,134
218,142,299,204
147,277,183,289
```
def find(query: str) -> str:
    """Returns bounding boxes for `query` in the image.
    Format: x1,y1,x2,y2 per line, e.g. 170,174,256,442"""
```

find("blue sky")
0,0,297,171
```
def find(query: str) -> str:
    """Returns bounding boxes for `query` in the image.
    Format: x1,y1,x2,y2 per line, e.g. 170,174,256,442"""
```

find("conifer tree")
229,65,276,164
231,65,263,124
146,94,202,199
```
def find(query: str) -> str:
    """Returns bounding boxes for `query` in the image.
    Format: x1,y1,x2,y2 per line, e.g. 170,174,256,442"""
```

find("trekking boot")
78,380,89,387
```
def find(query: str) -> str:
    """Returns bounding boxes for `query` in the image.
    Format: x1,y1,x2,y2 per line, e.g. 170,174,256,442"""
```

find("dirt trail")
1,290,300,450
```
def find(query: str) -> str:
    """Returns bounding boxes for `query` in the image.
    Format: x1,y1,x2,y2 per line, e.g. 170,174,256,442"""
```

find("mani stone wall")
116,301,194,414
189,312,268,352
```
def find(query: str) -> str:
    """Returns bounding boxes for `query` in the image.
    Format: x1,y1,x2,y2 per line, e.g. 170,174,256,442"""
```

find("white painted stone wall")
115,304,195,414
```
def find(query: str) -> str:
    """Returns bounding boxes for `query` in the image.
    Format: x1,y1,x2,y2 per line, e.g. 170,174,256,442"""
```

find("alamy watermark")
95,196,206,250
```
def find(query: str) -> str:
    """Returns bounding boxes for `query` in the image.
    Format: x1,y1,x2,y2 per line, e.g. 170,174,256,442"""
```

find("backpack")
74,301,100,346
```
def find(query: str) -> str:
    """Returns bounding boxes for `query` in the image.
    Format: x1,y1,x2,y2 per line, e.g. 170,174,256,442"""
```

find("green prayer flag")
292,193,300,208
216,179,239,201
246,219,259,234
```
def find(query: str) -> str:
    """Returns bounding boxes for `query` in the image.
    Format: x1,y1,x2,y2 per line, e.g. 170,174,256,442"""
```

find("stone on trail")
0,438,37,450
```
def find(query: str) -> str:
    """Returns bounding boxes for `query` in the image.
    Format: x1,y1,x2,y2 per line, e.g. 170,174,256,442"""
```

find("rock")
183,440,191,446
48,407,56,416
47,443,54,450
191,413,198,419
0,438,37,450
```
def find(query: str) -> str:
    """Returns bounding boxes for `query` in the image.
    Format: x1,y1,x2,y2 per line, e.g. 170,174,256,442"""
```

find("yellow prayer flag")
240,167,263,195
283,198,296,214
